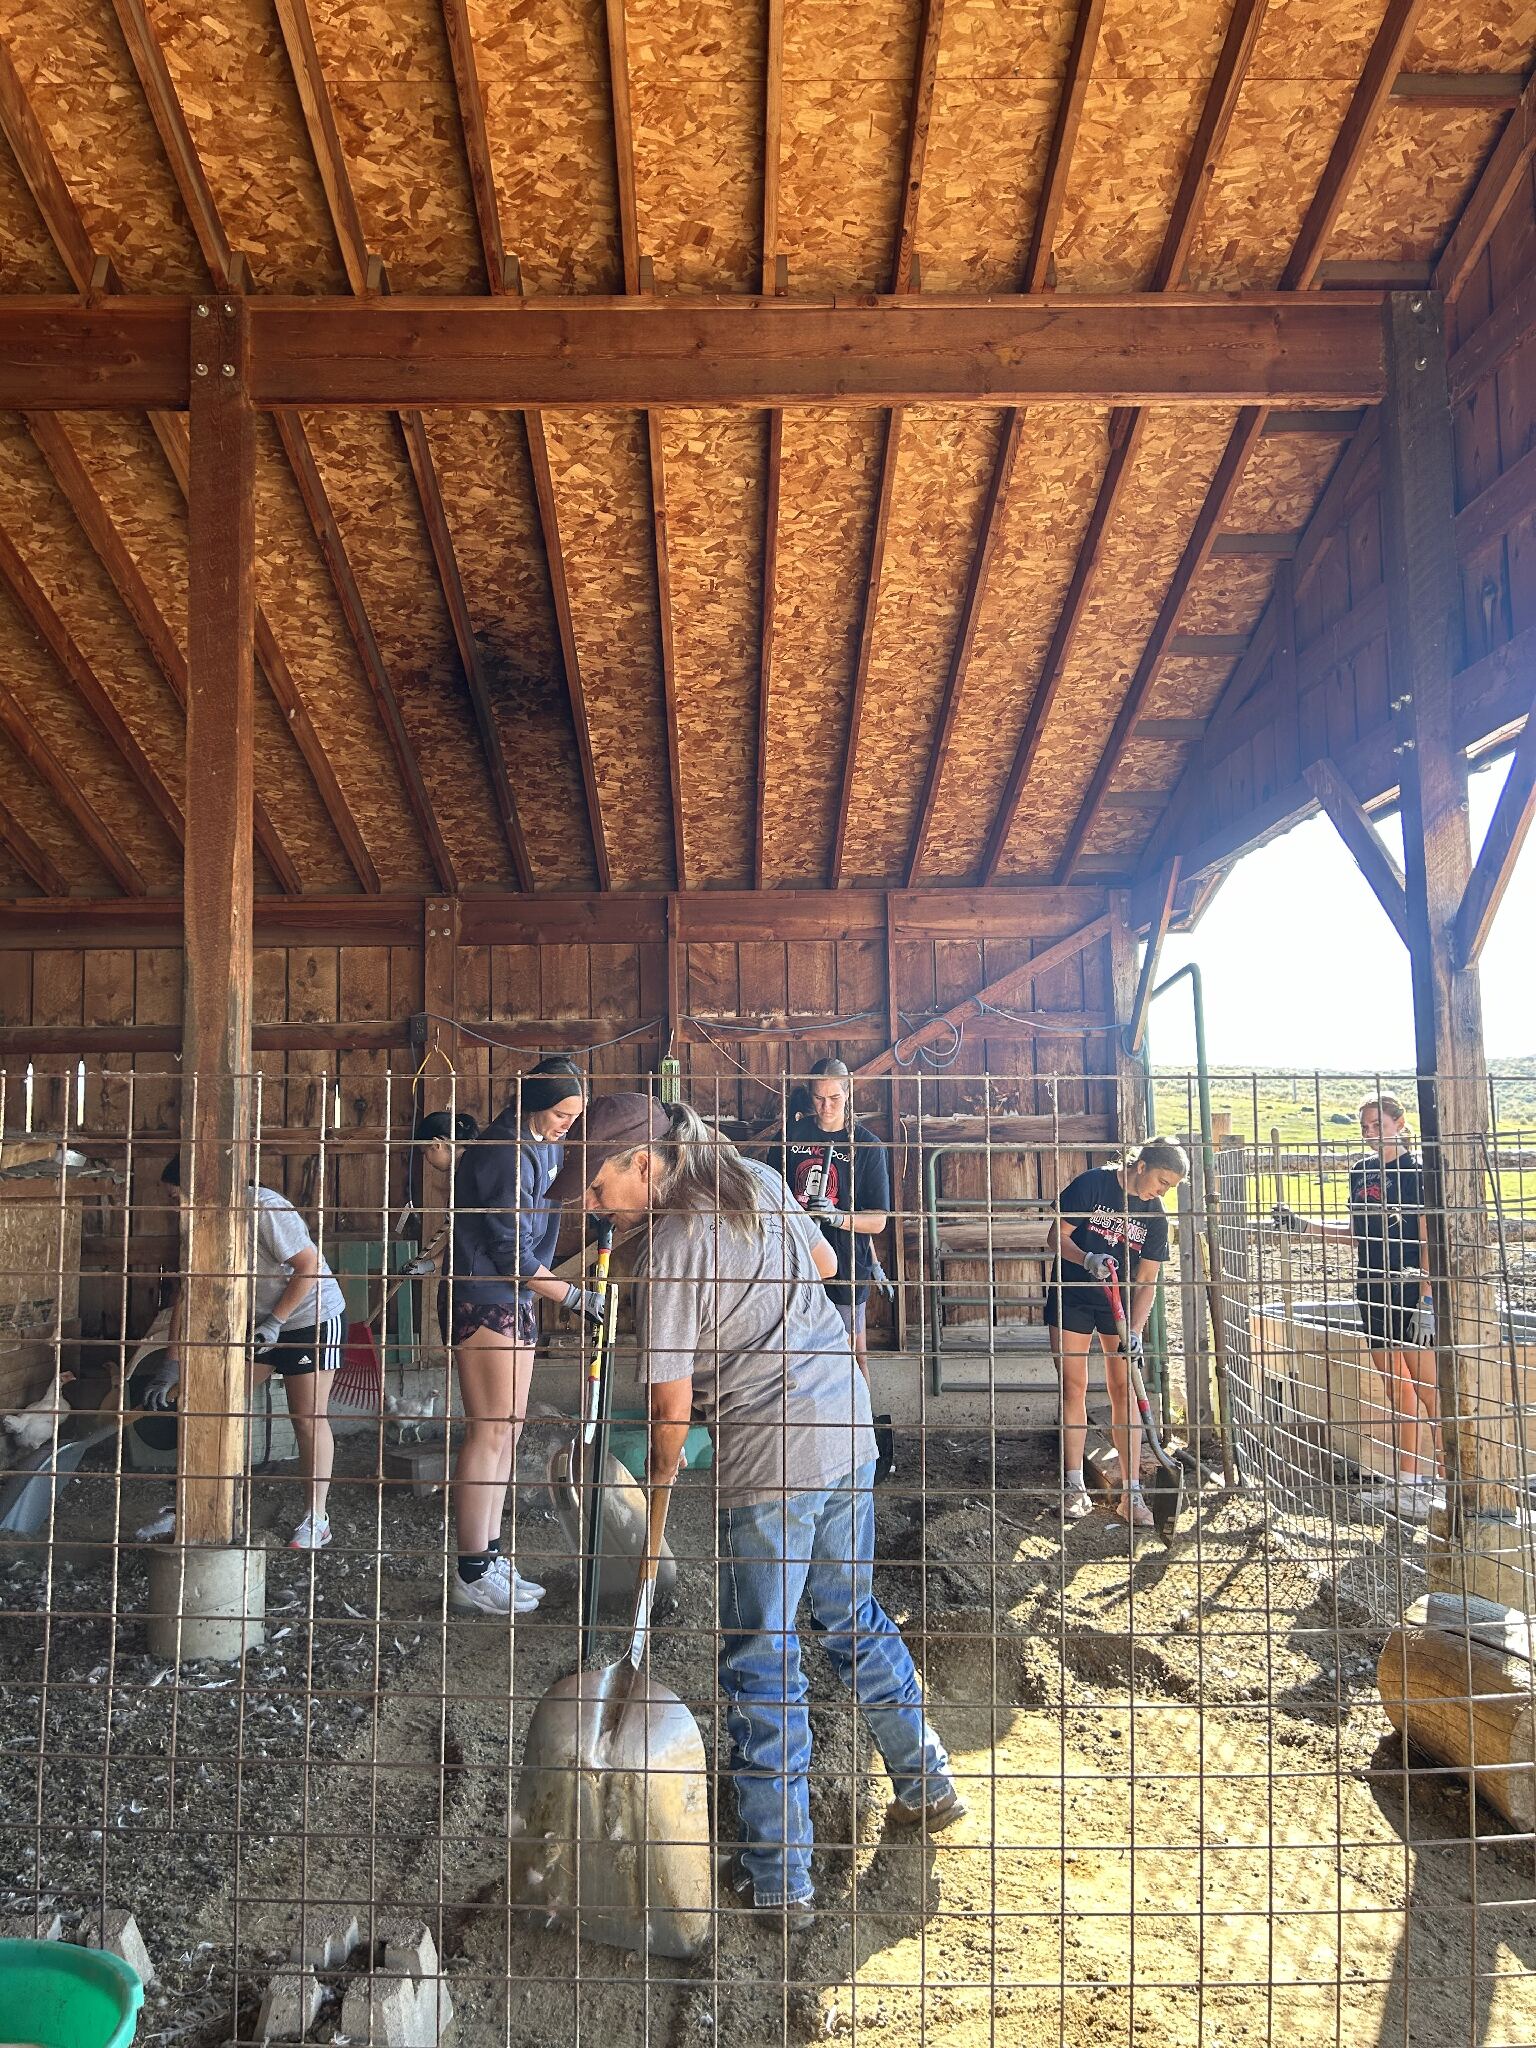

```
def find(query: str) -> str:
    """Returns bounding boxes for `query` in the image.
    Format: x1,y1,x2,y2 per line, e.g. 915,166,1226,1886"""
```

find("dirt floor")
4,1413,1536,2048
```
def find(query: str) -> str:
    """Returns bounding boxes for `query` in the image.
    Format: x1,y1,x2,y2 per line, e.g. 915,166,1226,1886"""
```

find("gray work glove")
564,1283,606,1324
1080,1251,1115,1284
1412,1298,1436,1348
1271,1203,1306,1235
252,1315,284,1353
807,1198,849,1229
869,1255,896,1302
138,1356,180,1411
402,1251,439,1280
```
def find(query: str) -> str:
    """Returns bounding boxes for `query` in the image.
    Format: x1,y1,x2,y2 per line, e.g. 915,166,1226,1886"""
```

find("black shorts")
263,1314,343,1378
1355,1277,1421,1350
1044,1264,1121,1339
450,1296,538,1348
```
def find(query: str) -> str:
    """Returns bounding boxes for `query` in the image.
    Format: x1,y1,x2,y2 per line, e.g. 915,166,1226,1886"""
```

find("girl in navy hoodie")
448,1057,596,1616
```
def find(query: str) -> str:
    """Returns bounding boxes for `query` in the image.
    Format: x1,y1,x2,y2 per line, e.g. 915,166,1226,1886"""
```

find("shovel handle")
581,1218,616,1441
625,1480,675,1671
1103,1260,1179,1478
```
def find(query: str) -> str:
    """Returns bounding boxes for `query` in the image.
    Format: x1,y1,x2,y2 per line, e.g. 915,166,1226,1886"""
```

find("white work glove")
1080,1251,1115,1284
564,1283,605,1324
252,1315,284,1353
138,1356,180,1411
402,1251,439,1279
1412,1298,1436,1348
1126,1328,1145,1360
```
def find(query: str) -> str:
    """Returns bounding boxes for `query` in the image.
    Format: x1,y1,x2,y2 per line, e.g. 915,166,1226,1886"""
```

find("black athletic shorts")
262,1313,343,1378
1044,1262,1121,1339
1354,1277,1422,1350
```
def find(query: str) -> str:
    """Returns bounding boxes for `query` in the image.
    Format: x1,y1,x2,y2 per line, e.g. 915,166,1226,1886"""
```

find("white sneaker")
1115,1491,1154,1529
488,1558,542,1612
290,1513,332,1551
449,1566,515,1616
1392,1482,1433,1523
136,1505,176,1542
1061,1485,1094,1522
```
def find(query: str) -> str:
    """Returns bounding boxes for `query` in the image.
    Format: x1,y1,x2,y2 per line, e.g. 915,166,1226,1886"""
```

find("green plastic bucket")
0,1939,144,2048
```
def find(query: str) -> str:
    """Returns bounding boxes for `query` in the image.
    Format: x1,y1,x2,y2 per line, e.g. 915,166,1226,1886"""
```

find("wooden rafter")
1304,756,1409,942
754,0,784,885
602,0,642,294
891,0,946,294
761,0,783,297
855,913,1113,1077
1021,0,1106,293
1280,0,1428,290
0,798,66,898
1432,66,1536,300
148,411,381,893
437,20,609,889
1455,686,1536,968
905,407,1025,883
0,38,120,293
271,0,531,890
0,667,144,895
0,523,182,847
831,409,905,885
23,412,303,895
1056,407,1267,878
1151,0,1270,292
1124,856,1181,1053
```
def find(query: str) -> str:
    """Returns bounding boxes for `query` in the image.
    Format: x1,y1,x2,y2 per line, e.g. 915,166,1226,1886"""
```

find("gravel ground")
3,1413,1535,2048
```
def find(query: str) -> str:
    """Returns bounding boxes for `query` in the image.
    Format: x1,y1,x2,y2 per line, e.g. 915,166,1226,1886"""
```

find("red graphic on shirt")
793,1150,841,1210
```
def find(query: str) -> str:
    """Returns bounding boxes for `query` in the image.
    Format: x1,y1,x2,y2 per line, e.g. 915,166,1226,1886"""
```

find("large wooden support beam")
180,297,255,1548
1304,756,1409,942
1455,691,1536,969
854,912,1112,1077
419,897,461,1121
0,296,1389,412
1381,292,1502,1524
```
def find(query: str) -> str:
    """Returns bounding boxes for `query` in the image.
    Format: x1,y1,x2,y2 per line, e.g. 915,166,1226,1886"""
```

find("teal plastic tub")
0,1939,144,2048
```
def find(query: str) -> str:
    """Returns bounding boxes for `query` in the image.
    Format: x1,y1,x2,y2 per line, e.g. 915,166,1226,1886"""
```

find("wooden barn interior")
0,0,1534,2035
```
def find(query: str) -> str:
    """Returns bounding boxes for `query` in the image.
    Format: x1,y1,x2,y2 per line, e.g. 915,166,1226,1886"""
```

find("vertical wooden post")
1380,291,1504,1526
421,897,460,1119
882,891,909,1352
180,295,255,1548
1108,897,1148,1148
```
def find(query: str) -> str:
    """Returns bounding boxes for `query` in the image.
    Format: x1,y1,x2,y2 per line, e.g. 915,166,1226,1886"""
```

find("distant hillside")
1151,1064,1536,1144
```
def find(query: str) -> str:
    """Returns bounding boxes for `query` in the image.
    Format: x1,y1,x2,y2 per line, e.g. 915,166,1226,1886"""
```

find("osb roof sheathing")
995,404,1239,876
145,0,348,292
421,408,598,890
306,0,483,289
1178,555,1277,638
0,725,115,893
1140,652,1240,720
0,144,70,290
777,0,919,293
627,0,765,294
298,407,519,889
840,405,1006,882
1328,104,1509,265
465,0,621,294
1406,0,1536,70
42,411,354,890
658,407,766,886
917,404,1110,881
759,408,886,887
2,0,203,290
1221,433,1345,530
538,409,675,891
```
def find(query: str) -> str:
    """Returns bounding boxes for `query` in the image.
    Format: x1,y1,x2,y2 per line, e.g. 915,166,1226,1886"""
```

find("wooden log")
179,296,254,1548
1377,1596,1535,1832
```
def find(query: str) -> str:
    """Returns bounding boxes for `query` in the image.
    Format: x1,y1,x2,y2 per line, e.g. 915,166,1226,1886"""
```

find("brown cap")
548,1092,671,1205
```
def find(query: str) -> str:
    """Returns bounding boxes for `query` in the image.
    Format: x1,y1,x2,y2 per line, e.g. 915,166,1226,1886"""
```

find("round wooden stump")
1377,1593,1535,1831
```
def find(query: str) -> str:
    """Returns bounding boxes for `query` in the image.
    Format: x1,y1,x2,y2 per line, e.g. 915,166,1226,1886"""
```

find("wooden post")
421,897,460,1120
1380,291,1505,1530
882,891,909,1352
180,295,255,1548
1108,897,1148,1148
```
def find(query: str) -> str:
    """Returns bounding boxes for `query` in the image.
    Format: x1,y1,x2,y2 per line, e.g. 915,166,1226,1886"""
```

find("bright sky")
1152,756,1532,1070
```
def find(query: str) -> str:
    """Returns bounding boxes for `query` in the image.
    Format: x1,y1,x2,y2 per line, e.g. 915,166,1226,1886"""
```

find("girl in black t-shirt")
1272,1092,1440,1512
1046,1140,1187,1528
778,1058,891,1382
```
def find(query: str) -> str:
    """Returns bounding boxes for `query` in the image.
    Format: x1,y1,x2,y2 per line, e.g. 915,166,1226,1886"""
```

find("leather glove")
1080,1251,1115,1284
564,1283,606,1324
252,1315,284,1353
1271,1203,1306,1235
1412,1299,1436,1348
138,1356,180,1411
402,1252,439,1279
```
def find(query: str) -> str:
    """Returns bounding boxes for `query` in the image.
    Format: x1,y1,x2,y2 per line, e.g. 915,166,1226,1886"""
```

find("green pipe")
1139,1019,1173,1430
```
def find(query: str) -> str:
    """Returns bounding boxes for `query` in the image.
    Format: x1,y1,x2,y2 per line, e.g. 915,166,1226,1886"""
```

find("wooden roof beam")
1455,679,1536,968
273,0,531,889
754,2,785,886
23,412,303,895
0,797,67,898
891,0,945,294
0,667,144,894
1022,0,1106,293
438,15,609,889
1393,72,1528,107
0,38,120,294
1152,0,1270,291
1305,755,1409,942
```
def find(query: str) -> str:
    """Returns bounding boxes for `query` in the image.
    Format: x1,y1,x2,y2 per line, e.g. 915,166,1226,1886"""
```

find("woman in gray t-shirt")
550,1094,965,1924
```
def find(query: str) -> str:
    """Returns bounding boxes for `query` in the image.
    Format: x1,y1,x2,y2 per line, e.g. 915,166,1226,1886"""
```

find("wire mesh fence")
1,1057,1534,2048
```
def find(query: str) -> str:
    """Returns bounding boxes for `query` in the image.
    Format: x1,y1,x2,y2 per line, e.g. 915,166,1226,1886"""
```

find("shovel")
1103,1260,1186,1547
510,1483,713,1960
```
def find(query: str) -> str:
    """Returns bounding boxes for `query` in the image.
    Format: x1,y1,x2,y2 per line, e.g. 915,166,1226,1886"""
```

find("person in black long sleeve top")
447,1057,592,1617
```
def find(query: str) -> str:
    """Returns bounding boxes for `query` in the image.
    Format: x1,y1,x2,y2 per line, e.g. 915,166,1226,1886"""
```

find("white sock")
1064,1467,1085,1492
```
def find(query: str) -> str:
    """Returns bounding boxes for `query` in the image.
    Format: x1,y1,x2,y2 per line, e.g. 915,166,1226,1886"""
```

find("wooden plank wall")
1167,168,1536,865
0,887,1132,1347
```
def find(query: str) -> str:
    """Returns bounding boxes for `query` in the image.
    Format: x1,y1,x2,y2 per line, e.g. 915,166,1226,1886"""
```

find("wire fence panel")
0,1059,1533,2048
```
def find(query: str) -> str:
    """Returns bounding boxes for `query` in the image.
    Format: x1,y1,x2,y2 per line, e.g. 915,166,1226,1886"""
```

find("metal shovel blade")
510,1657,713,1959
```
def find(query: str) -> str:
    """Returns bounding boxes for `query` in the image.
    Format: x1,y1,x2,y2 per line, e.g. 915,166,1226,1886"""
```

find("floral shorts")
450,1296,538,1348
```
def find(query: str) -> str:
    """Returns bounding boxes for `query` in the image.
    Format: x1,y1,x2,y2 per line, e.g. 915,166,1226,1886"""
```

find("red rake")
332,1321,383,1411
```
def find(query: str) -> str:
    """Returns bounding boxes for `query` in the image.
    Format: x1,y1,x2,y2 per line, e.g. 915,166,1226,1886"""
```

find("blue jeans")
718,1462,951,1906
